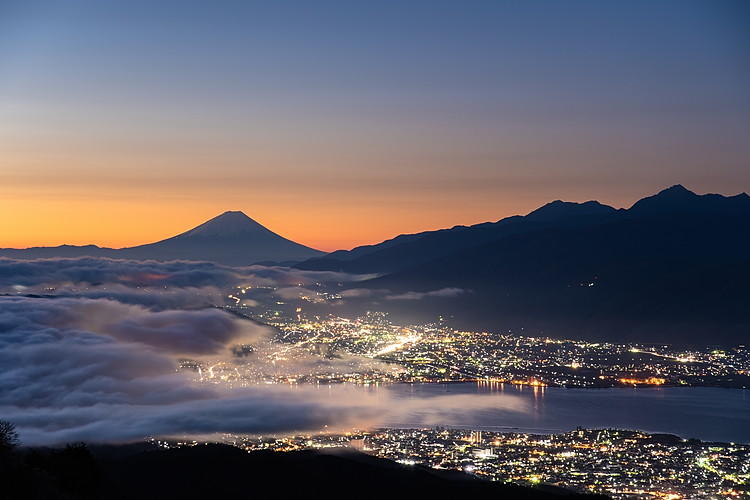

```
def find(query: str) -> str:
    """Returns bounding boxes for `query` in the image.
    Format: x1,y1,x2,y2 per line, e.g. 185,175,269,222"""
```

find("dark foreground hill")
1,443,605,500
0,211,323,266
299,185,750,344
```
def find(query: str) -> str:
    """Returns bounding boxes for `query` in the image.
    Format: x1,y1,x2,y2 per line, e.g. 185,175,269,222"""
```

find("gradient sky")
1,0,749,251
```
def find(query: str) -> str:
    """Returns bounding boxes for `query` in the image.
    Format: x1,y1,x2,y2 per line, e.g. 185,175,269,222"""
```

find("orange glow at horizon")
2,0,749,256
2,151,742,253
0,191,542,253
1,177,736,253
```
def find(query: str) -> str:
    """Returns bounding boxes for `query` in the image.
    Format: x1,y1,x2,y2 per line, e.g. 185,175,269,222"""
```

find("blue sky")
1,0,748,249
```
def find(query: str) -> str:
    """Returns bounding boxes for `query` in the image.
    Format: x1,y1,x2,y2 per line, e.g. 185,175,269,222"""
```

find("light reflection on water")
374,383,750,443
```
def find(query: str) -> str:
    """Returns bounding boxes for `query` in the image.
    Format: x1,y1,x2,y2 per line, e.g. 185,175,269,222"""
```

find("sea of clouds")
0,257,521,445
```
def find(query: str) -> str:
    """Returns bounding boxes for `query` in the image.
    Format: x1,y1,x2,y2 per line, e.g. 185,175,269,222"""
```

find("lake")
377,383,750,443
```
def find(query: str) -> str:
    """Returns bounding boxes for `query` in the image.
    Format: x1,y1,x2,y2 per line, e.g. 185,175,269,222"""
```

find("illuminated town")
211,287,750,390
162,427,745,499
148,288,750,499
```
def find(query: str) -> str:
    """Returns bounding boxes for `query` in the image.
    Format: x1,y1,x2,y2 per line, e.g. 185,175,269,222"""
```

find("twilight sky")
1,0,748,251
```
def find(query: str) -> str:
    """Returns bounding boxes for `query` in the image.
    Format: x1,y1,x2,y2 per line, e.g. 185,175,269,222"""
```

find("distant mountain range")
298,185,750,344
3,185,748,344
0,211,323,266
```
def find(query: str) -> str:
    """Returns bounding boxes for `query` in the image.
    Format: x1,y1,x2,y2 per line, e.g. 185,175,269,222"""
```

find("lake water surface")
379,383,750,443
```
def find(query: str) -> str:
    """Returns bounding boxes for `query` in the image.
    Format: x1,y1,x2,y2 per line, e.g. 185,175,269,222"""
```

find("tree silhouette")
0,420,19,452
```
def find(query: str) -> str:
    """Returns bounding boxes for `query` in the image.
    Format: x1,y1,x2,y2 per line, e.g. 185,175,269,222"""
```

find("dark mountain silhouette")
525,199,619,222
113,211,323,265
0,211,323,266
1,442,606,500
629,184,750,215
299,185,750,344
298,199,620,274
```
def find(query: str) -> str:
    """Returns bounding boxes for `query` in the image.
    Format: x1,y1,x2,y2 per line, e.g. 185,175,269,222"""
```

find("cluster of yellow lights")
655,493,682,500
618,377,666,385
719,489,742,497
509,378,547,387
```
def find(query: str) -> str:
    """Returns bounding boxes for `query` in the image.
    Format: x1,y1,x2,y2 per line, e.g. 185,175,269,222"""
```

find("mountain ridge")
628,184,750,215
297,185,750,344
0,211,323,266
171,211,271,238
297,184,750,274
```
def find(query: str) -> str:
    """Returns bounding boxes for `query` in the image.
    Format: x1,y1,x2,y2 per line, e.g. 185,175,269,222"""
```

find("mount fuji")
0,211,323,266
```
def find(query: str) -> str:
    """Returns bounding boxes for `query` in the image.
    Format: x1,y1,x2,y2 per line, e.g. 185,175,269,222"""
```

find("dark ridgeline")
2,185,748,344
0,442,607,500
298,185,750,345
0,211,323,266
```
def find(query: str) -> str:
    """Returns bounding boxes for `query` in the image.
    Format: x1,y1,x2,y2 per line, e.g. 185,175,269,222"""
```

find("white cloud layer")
0,258,521,446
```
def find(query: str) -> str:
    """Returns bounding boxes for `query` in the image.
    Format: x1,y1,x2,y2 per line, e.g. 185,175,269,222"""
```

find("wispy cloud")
385,287,468,301
0,257,368,309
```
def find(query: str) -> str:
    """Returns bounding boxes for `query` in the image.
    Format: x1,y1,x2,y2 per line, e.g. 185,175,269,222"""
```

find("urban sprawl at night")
212,288,750,390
